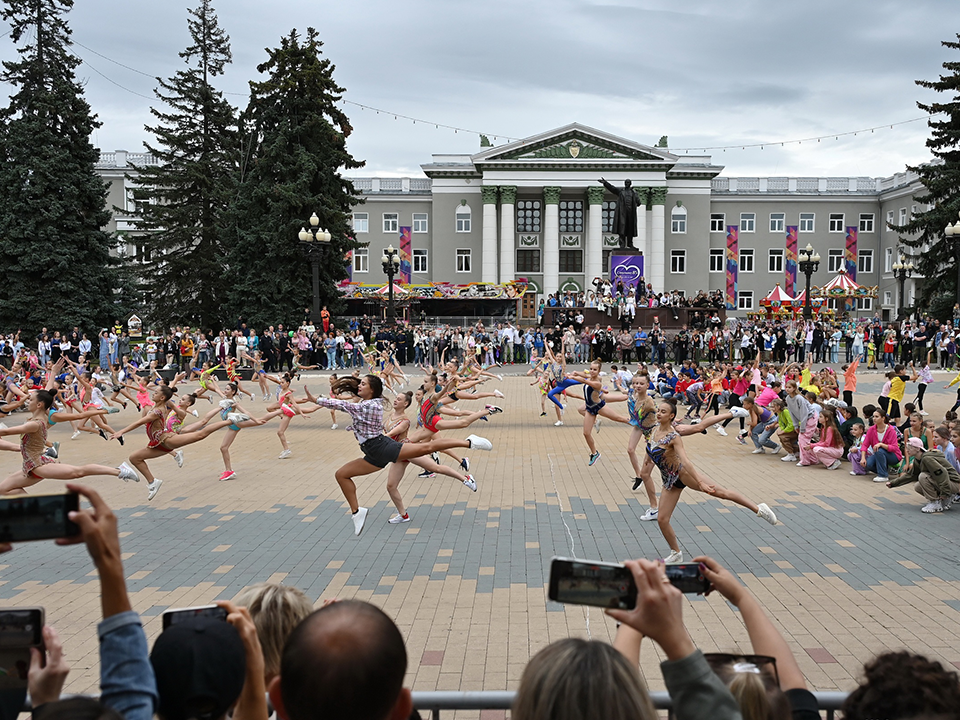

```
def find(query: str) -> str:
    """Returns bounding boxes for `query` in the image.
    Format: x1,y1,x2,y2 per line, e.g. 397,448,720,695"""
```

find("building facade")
96,123,932,321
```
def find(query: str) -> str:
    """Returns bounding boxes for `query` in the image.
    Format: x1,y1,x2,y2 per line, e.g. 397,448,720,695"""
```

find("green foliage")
0,0,125,332
893,34,960,317
224,28,364,328
132,0,238,330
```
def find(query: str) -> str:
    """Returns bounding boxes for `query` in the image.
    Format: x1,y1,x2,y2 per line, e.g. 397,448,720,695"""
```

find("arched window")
671,206,687,234
455,204,472,233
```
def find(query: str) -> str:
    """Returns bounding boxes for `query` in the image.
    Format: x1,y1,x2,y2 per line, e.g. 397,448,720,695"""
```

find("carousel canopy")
815,269,878,298
374,282,409,295
791,289,824,310
760,284,795,308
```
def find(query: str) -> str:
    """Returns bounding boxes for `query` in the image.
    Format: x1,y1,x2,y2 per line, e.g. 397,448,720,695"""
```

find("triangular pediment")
474,123,677,164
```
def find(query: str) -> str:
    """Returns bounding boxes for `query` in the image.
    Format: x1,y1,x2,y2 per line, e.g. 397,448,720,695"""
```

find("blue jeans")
326,349,336,369
865,448,898,477
752,423,778,450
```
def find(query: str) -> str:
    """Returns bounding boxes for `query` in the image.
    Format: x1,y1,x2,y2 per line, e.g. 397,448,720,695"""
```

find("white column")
499,186,516,282
481,186,498,283
650,187,666,293
636,192,648,265
586,186,604,281
543,187,561,296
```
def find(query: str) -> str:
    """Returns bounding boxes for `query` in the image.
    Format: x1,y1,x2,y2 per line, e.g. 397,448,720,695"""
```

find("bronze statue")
599,178,640,249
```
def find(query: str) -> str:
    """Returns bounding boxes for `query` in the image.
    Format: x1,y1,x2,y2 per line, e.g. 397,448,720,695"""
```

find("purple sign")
610,254,644,287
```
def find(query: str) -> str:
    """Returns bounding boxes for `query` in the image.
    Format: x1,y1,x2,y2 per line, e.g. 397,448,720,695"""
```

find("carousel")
814,268,878,310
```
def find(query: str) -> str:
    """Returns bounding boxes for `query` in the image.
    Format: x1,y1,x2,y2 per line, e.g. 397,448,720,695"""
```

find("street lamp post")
298,212,332,325
892,255,914,321
944,212,960,307
797,243,821,320
382,245,401,325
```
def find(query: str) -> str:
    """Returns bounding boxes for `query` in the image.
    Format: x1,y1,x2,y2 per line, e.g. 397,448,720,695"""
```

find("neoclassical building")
96,123,931,321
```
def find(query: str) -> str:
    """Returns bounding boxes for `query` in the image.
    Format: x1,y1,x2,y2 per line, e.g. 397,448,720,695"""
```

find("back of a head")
280,600,406,720
234,583,314,680
32,698,124,720
713,664,790,720
513,638,656,720
842,651,960,720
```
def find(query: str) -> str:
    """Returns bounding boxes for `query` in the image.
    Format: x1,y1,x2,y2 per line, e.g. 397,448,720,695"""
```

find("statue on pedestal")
599,178,641,250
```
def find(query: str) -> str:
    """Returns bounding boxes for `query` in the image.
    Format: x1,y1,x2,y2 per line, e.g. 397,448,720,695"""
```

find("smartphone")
0,608,44,691
0,493,80,543
548,558,711,609
161,604,228,630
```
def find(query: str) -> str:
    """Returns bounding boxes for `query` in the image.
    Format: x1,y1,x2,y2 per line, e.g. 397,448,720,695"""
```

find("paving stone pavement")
2,369,959,706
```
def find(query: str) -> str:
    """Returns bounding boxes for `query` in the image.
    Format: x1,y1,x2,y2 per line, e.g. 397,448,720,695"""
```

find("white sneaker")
796,461,805,467
849,471,859,476
147,477,163,500
827,459,842,470
757,503,777,525
331,424,338,430
463,474,478,492
554,421,564,427
71,430,81,440
352,507,369,535
920,410,929,416
921,499,944,513
730,406,750,418
466,434,492,451
388,513,410,524
227,412,250,424
118,462,140,483
190,409,199,417
873,476,889,483
640,507,659,521
715,426,728,436
664,550,683,564
781,454,797,462
494,389,504,398
751,448,765,454
173,450,184,468
770,444,781,455
431,452,440,464
279,449,292,459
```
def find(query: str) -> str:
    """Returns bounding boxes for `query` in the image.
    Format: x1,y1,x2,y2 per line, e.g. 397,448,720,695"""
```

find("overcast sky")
3,0,959,179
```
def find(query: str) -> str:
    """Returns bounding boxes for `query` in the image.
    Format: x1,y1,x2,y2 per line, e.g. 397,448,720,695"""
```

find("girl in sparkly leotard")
647,398,778,565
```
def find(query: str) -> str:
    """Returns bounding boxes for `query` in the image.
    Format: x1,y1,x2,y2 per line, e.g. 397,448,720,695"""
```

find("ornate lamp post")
298,213,331,325
797,243,820,320
381,244,401,325
892,255,914,321
944,212,960,306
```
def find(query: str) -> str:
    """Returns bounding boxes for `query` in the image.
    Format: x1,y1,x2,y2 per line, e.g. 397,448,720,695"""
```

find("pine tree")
0,0,122,333
225,28,363,328
895,34,960,317
132,0,238,329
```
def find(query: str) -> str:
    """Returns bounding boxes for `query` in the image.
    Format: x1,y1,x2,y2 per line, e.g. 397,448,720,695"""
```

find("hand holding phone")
162,604,229,630
0,493,80,543
28,625,70,706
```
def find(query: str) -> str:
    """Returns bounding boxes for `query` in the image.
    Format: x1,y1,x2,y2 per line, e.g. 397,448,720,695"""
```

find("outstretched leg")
656,488,684,555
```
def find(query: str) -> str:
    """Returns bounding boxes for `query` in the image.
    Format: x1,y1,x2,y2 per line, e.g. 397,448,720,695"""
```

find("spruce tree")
225,28,363,328
0,0,122,333
895,34,960,317
132,0,238,329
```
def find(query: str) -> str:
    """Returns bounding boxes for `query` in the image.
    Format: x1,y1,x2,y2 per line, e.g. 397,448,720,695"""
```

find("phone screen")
162,604,228,630
0,609,44,691
0,494,80,543
664,563,710,595
548,558,637,610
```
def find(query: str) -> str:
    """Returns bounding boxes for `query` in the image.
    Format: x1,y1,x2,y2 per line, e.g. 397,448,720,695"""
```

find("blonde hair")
233,583,314,680
513,639,656,720
714,663,790,720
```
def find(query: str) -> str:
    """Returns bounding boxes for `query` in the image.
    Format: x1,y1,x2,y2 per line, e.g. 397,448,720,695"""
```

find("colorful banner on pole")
845,226,858,312
726,225,738,310
398,226,412,284
610,254,644,289
344,250,353,282
785,226,798,296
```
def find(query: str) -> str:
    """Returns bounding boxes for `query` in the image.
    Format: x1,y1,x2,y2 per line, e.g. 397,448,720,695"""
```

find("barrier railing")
411,690,850,720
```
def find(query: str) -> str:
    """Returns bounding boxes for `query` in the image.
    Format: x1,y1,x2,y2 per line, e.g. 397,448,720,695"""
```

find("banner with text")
845,226,858,311
610,254,645,289
785,226,798,296
399,226,412,284
726,226,738,310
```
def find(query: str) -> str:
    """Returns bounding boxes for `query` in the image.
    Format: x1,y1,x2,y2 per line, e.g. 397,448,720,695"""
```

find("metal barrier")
411,690,850,720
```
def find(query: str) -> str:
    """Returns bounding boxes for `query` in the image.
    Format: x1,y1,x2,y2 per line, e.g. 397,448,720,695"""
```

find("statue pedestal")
608,249,645,290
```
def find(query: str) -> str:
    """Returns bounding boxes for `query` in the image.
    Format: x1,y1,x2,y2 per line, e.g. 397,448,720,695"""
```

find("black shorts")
360,435,403,468
888,399,901,419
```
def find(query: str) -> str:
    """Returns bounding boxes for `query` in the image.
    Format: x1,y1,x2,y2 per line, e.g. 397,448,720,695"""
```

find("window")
382,213,398,233
768,249,784,273
670,249,686,274
517,249,541,273
884,247,893,273
412,213,428,233
671,207,687,234
559,200,584,233
602,248,614,272
911,204,918,220
799,213,815,232
601,201,617,233
739,213,756,233
737,291,754,310
857,298,873,311
456,248,472,273
859,213,875,233
883,291,893,306
710,213,725,232
769,212,785,233
352,212,369,234
828,249,844,273
828,213,845,233
352,248,369,274
886,210,894,230
413,249,428,274
559,249,583,273
739,248,754,273
517,200,541,233
858,249,873,274
455,206,471,233
898,208,907,226
709,248,724,273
